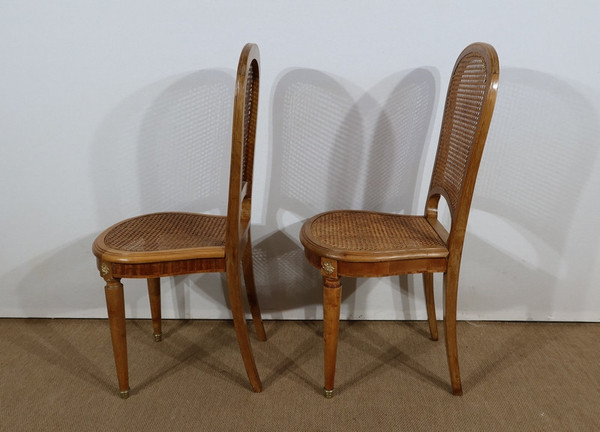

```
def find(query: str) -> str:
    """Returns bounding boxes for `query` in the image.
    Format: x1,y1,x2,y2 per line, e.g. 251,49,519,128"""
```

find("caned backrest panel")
242,58,259,189
428,43,499,229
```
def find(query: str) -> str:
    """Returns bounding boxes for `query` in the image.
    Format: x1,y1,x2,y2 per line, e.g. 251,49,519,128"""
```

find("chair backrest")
426,42,499,253
226,43,260,251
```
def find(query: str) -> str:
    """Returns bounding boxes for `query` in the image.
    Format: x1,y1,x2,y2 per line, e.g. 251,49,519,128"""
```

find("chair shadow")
457,68,600,319
135,70,234,216
332,321,448,394
4,318,116,395
128,319,252,394
254,67,439,319
325,321,550,396
91,69,234,223
257,321,324,394
459,324,549,393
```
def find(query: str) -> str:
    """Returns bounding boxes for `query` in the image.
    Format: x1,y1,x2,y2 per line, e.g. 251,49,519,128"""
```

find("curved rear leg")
242,233,267,341
227,261,262,392
443,271,462,395
423,272,438,341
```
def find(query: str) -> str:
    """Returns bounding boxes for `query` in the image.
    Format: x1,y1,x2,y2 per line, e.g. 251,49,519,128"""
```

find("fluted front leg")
103,273,130,399
323,275,342,398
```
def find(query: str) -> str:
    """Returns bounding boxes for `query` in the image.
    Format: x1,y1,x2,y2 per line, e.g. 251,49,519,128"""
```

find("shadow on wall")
12,67,600,321
135,71,233,216
13,70,237,318
92,69,235,223
460,68,600,319
253,68,439,319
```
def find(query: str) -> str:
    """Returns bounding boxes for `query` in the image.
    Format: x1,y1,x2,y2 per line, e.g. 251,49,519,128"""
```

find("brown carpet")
1,319,599,431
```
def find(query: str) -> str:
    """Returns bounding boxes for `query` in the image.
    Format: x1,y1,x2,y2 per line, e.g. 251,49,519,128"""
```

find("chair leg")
323,276,342,398
147,278,162,342
242,234,267,341
423,273,438,341
226,262,262,392
104,276,130,399
443,271,462,395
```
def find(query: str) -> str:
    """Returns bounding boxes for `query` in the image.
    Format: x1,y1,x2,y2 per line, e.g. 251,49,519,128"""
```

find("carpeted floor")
1,319,599,431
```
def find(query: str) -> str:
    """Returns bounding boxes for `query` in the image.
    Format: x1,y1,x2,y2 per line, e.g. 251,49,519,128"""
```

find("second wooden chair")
300,42,500,397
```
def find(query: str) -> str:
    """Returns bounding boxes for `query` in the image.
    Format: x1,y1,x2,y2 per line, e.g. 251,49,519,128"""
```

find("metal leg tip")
153,333,162,342
324,388,334,399
119,389,130,399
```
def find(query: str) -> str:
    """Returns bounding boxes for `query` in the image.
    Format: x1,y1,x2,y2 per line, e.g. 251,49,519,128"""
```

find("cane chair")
93,43,266,398
300,42,499,397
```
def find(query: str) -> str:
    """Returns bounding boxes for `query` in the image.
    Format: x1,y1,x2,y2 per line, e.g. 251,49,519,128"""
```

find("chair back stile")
227,45,260,255
426,44,499,256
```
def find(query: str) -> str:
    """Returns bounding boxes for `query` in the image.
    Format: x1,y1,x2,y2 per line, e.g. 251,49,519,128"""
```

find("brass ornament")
322,262,335,275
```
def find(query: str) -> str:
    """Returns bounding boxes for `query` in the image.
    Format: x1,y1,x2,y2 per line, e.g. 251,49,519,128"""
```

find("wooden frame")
92,44,266,398
300,43,500,397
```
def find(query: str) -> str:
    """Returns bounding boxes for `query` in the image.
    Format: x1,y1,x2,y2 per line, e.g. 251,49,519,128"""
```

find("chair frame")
93,43,265,398
300,42,499,397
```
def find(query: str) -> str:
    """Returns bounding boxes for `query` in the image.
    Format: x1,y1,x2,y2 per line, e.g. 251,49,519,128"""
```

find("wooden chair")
300,43,499,397
93,43,266,398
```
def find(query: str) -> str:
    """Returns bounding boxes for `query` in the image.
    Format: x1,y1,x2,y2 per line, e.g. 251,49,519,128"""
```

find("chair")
300,42,499,397
92,43,266,398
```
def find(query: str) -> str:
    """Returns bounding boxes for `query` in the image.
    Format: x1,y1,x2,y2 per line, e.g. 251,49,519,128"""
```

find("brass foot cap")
119,388,130,399
324,388,334,399
153,333,162,342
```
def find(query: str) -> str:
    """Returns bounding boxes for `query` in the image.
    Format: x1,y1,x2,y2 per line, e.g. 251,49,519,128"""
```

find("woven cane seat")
302,210,448,262
94,212,227,263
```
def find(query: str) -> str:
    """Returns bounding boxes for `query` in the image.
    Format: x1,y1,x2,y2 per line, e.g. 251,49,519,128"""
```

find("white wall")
2,1,599,321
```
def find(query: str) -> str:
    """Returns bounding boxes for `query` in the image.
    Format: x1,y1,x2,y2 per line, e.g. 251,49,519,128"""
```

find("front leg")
101,264,130,399
322,258,342,398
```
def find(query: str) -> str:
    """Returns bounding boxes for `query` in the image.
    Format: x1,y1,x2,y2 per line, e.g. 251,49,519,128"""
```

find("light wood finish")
300,43,500,397
93,44,266,398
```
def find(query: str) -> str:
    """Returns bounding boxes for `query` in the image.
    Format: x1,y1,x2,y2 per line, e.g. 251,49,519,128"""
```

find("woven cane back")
242,59,258,187
227,44,259,249
427,44,499,232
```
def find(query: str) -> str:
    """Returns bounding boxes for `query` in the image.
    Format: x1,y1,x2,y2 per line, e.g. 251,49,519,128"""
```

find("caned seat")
93,43,266,399
97,213,227,261
303,211,448,262
300,42,500,397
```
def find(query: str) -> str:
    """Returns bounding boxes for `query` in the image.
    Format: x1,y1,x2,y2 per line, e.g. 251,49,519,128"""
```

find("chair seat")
301,210,449,262
93,212,226,264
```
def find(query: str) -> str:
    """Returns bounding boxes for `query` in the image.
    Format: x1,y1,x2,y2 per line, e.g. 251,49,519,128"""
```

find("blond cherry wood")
93,43,266,398
300,43,500,397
